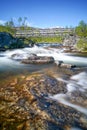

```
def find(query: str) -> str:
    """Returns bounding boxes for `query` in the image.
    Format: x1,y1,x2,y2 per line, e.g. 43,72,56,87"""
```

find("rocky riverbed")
0,66,87,130
0,42,87,130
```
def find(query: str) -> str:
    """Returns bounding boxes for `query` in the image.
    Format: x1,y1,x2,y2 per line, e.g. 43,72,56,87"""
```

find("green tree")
22,17,27,27
76,38,87,51
75,20,87,37
9,39,24,49
18,17,22,27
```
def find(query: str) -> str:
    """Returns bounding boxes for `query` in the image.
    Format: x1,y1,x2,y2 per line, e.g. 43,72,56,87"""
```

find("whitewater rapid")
0,45,87,67
48,72,87,115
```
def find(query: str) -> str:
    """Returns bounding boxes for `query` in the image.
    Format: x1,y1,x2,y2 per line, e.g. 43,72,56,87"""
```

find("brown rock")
21,56,54,64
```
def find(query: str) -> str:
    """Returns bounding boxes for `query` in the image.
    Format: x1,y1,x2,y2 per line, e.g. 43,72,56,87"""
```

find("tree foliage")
9,39,24,49
75,20,87,37
76,38,87,51
18,17,28,27
18,17,22,26
75,20,87,51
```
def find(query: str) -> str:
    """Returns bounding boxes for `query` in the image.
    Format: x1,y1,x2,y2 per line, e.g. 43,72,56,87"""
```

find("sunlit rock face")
63,35,76,46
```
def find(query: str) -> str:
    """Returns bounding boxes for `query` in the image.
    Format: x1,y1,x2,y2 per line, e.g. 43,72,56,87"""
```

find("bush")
23,36,64,44
75,20,87,37
9,39,24,49
76,38,87,51
0,25,16,36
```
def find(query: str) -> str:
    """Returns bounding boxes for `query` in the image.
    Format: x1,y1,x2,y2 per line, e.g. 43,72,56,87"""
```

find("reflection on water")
0,56,54,79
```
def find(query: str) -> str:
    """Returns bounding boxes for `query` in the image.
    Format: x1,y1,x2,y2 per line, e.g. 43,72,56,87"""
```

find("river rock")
21,56,54,64
0,73,87,130
57,61,76,69
0,32,25,50
11,53,37,61
63,34,79,47
0,32,13,47
60,63,76,69
11,53,24,60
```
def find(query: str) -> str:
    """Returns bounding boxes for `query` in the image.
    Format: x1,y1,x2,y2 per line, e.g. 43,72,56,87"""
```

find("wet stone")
21,56,54,64
0,73,87,130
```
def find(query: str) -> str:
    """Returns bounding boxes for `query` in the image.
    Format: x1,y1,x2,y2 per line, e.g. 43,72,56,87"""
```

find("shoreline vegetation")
0,19,87,52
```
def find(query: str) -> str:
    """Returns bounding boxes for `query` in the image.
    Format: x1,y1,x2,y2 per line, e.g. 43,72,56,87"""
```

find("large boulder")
21,55,54,64
57,60,76,69
63,34,79,47
0,32,24,50
0,32,13,48
11,53,37,61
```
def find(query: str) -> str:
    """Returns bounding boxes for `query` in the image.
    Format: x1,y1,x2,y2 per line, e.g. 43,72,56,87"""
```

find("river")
0,44,87,130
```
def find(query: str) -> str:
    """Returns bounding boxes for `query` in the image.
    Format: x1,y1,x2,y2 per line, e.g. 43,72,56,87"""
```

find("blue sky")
0,0,87,28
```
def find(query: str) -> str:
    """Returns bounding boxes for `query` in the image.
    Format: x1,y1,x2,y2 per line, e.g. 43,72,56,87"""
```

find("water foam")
48,72,87,115
71,72,87,91
0,45,87,66
49,93,87,115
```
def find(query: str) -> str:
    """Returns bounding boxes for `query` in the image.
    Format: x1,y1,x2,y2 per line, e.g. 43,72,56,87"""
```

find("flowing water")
0,44,87,129
49,72,87,115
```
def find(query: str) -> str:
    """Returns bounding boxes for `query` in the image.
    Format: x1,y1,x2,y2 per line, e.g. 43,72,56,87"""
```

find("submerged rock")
0,73,87,130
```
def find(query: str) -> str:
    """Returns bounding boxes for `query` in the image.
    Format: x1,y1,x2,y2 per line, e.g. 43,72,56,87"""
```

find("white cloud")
0,20,6,25
40,25,64,29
